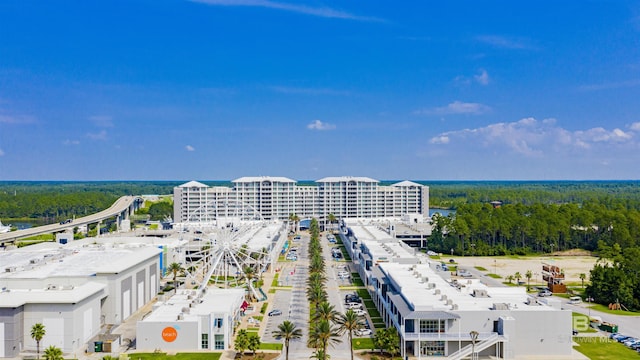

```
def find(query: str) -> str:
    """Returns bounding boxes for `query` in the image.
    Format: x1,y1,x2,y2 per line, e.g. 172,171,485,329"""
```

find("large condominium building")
173,176,429,223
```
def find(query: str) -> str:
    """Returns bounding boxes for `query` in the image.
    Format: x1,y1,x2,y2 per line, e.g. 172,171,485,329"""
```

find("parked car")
355,328,372,336
346,302,363,310
538,290,552,297
268,309,282,316
354,309,367,316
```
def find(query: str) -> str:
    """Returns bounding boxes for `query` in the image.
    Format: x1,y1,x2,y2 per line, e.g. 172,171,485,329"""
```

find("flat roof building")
339,221,573,359
173,177,428,224
0,238,164,358
136,288,244,351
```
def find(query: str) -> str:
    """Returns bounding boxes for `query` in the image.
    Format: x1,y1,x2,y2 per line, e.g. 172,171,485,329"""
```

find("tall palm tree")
307,319,342,359
168,262,182,289
315,302,339,323
272,320,303,360
327,213,336,232
514,272,522,286
525,270,533,291
307,283,327,309
31,323,46,360
43,345,63,360
335,309,364,360
579,273,586,288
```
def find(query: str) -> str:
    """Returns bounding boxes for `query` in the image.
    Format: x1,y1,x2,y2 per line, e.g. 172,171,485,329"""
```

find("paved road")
563,300,640,339
0,196,141,244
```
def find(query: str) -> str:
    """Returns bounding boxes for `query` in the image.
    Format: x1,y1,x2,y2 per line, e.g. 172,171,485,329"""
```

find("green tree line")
430,200,640,256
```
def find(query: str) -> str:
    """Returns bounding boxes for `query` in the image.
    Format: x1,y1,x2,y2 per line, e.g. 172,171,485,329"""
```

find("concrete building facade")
339,220,573,359
137,288,244,351
173,177,428,223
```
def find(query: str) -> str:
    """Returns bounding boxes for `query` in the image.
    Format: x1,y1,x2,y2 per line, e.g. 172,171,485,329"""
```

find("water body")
9,221,43,230
429,208,455,217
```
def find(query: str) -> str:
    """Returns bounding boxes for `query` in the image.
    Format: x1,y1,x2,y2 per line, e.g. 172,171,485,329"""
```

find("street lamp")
470,330,479,360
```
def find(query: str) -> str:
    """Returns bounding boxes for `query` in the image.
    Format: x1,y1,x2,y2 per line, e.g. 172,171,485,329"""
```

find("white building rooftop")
379,262,553,313
142,288,245,322
316,176,379,183
232,176,296,183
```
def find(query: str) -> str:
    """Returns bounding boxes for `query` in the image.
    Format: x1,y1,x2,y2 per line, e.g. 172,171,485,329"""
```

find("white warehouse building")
0,237,176,358
173,176,429,223
339,220,573,359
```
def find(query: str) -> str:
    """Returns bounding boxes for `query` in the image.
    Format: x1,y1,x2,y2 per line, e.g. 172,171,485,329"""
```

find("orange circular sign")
161,326,178,342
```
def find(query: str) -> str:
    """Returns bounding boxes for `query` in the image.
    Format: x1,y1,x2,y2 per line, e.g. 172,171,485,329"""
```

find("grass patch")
253,315,263,321
474,266,487,271
259,343,283,350
260,302,268,314
573,336,639,359
268,289,275,293
588,303,640,316
352,337,375,350
572,313,597,333
428,254,441,260
22,234,55,241
271,273,280,287
357,289,373,301
487,273,502,279
502,282,518,287
126,353,222,359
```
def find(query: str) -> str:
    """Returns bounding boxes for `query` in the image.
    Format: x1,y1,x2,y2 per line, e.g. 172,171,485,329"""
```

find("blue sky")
1,1,640,181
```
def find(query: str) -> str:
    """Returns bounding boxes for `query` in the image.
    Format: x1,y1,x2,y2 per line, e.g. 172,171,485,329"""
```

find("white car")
354,309,366,316
355,328,372,336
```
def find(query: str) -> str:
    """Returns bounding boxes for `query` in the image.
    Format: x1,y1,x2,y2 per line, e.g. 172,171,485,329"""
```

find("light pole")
470,330,479,360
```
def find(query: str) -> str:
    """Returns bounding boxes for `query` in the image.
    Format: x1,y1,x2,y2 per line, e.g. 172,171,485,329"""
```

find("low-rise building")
136,288,244,351
339,220,573,359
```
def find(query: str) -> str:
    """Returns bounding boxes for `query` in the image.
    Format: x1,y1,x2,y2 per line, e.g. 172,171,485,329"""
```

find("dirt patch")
236,352,280,360
550,249,593,256
454,255,598,284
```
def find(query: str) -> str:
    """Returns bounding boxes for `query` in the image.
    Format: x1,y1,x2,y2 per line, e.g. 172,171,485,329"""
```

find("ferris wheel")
180,200,272,299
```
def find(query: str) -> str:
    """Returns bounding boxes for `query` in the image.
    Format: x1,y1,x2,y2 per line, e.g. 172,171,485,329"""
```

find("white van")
569,296,582,304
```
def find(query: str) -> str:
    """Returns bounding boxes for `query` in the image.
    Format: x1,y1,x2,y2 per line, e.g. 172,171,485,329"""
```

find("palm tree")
327,213,336,232
307,320,342,359
289,213,300,233
506,275,514,284
525,270,533,291
315,302,339,323
579,273,586,288
310,349,330,360
168,262,182,289
514,272,522,286
307,283,327,309
335,309,364,360
31,323,46,359
272,320,303,360
43,345,63,360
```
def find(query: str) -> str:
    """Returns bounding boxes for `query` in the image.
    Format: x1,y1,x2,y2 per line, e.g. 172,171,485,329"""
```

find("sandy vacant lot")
451,255,598,286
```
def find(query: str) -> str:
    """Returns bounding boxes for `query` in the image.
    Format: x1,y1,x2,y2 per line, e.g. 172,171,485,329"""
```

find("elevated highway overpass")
0,195,143,245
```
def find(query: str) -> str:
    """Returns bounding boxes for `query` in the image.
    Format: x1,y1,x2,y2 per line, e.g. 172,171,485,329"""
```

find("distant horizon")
2,178,640,183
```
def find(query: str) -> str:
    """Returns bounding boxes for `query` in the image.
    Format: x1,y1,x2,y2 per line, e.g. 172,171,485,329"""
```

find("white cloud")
474,69,490,85
307,120,336,131
630,122,640,131
578,79,640,91
0,148,4,156
89,115,114,127
185,145,195,151
429,118,637,157
86,130,108,141
63,139,80,145
476,35,535,50
0,114,36,124
270,86,351,96
416,101,491,115
190,0,384,22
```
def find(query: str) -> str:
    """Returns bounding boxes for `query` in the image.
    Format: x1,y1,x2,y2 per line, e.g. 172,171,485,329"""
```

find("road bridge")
0,195,143,245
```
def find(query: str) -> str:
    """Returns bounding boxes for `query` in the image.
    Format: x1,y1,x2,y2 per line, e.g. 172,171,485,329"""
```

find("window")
420,341,445,356
214,334,225,350
215,318,223,328
201,334,209,349
419,319,445,333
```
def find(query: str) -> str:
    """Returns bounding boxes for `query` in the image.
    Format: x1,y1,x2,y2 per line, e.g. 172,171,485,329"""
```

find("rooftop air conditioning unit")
30,258,40,264
47,284,59,290
5,267,16,273
452,304,459,310
177,313,184,320
434,289,441,295
440,295,447,301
